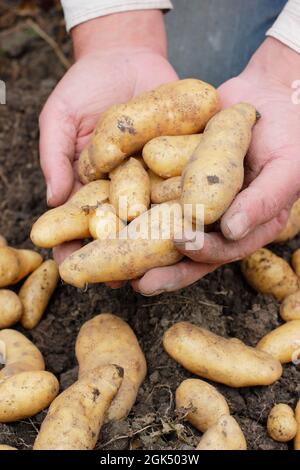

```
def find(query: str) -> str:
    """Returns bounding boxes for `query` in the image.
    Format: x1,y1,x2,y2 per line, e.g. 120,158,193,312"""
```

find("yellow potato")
0,247,43,288
33,365,123,450
256,320,300,364
151,175,182,204
0,235,7,247
280,290,300,321
163,322,282,387
274,199,300,242
292,248,300,278
196,415,247,450
76,313,147,421
77,146,106,184
241,248,300,301
0,445,17,450
143,134,202,178
13,249,43,284
176,379,230,432
19,260,59,330
295,400,300,450
0,370,59,423
0,289,23,328
59,201,183,286
181,103,257,224
78,79,220,179
267,404,297,442
88,203,125,240
31,180,110,248
109,157,150,221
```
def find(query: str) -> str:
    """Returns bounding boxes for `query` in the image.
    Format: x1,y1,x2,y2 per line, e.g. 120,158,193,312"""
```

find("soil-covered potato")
196,415,247,450
267,404,297,442
0,247,42,287
0,289,23,328
280,290,300,321
256,320,300,364
88,203,125,240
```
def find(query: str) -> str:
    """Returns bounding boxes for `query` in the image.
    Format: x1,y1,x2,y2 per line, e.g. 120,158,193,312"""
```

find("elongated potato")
176,379,229,432
292,249,300,278
143,134,202,178
79,79,220,180
88,203,125,240
31,180,110,248
0,289,23,328
256,320,300,364
241,248,300,301
33,365,123,450
0,235,7,247
77,146,106,184
163,322,282,387
0,329,44,379
0,445,17,450
60,201,183,286
267,404,297,442
151,175,182,204
76,313,146,421
295,400,300,450
13,249,43,284
196,415,247,450
181,103,257,224
0,247,42,287
0,371,59,422
19,260,59,330
274,199,300,243
109,157,150,221
280,290,300,321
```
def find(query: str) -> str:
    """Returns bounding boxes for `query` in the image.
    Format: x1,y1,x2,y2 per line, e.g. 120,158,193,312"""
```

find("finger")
131,259,219,296
53,240,83,265
177,209,289,265
221,157,299,240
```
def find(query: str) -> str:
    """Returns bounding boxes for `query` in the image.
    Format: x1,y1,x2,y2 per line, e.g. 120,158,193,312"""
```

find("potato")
151,175,182,204
0,445,17,450
0,235,7,248
267,404,297,442
76,313,146,421
0,247,42,288
59,201,183,286
31,180,110,248
280,290,300,321
33,365,123,450
0,289,23,328
143,134,202,178
78,79,220,180
181,103,257,224
295,400,300,450
77,146,106,184
196,415,247,450
109,157,150,221
256,320,300,364
19,260,59,330
0,329,44,379
176,379,230,432
274,199,300,243
13,249,43,284
163,322,282,387
0,370,59,423
88,203,125,240
292,248,300,278
241,248,300,301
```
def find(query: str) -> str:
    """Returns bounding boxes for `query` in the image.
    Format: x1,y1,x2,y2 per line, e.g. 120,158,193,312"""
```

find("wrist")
71,10,168,61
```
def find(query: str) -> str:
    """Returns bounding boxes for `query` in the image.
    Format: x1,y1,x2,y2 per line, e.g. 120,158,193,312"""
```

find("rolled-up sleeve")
267,0,300,53
61,0,173,31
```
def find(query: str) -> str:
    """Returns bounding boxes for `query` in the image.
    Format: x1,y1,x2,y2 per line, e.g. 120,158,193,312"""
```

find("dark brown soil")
0,1,299,451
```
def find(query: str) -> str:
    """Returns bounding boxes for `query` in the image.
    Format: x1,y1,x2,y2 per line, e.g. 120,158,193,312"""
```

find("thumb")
39,96,76,207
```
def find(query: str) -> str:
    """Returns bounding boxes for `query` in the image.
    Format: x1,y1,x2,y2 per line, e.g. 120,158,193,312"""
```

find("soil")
0,1,299,451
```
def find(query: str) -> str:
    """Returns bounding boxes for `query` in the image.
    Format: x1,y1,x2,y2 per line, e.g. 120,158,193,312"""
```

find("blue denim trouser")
165,0,287,86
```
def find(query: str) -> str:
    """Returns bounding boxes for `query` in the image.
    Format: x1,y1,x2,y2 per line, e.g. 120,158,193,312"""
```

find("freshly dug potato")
163,322,282,387
31,180,110,248
76,313,146,421
241,248,300,301
0,247,42,287
274,199,300,243
256,320,300,364
77,146,106,184
292,248,300,278
0,370,59,422
176,379,230,432
181,103,257,224
0,329,44,379
13,249,43,284
267,404,297,442
0,445,17,450
0,289,23,328
143,134,202,178
109,157,150,221
33,365,123,450
78,79,220,179
60,201,183,286
196,415,247,450
88,203,125,240
0,235,7,248
19,260,59,330
280,290,300,321
295,400,300,450
151,175,181,204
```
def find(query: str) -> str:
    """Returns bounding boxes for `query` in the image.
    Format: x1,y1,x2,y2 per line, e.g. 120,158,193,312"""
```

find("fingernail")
46,184,53,205
141,289,165,297
223,212,250,240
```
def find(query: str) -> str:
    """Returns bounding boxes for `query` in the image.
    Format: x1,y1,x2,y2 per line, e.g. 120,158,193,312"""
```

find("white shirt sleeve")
61,0,173,32
267,0,300,53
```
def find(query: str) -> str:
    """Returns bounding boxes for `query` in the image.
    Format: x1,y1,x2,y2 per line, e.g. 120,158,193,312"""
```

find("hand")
39,10,177,264
133,37,300,295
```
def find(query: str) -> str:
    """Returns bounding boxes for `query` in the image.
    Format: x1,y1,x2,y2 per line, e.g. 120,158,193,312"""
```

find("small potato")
31,180,110,248
267,404,297,442
256,320,300,364
13,249,43,284
241,248,300,301
295,400,300,450
76,313,147,421
151,175,182,204
196,415,247,451
0,247,21,287
33,365,123,450
292,248,300,278
143,134,202,178
274,199,300,243
0,235,7,247
0,289,23,328
176,379,230,432
163,322,282,387
77,146,106,184
0,370,59,422
19,260,59,330
88,203,125,240
280,290,300,321
0,445,17,450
